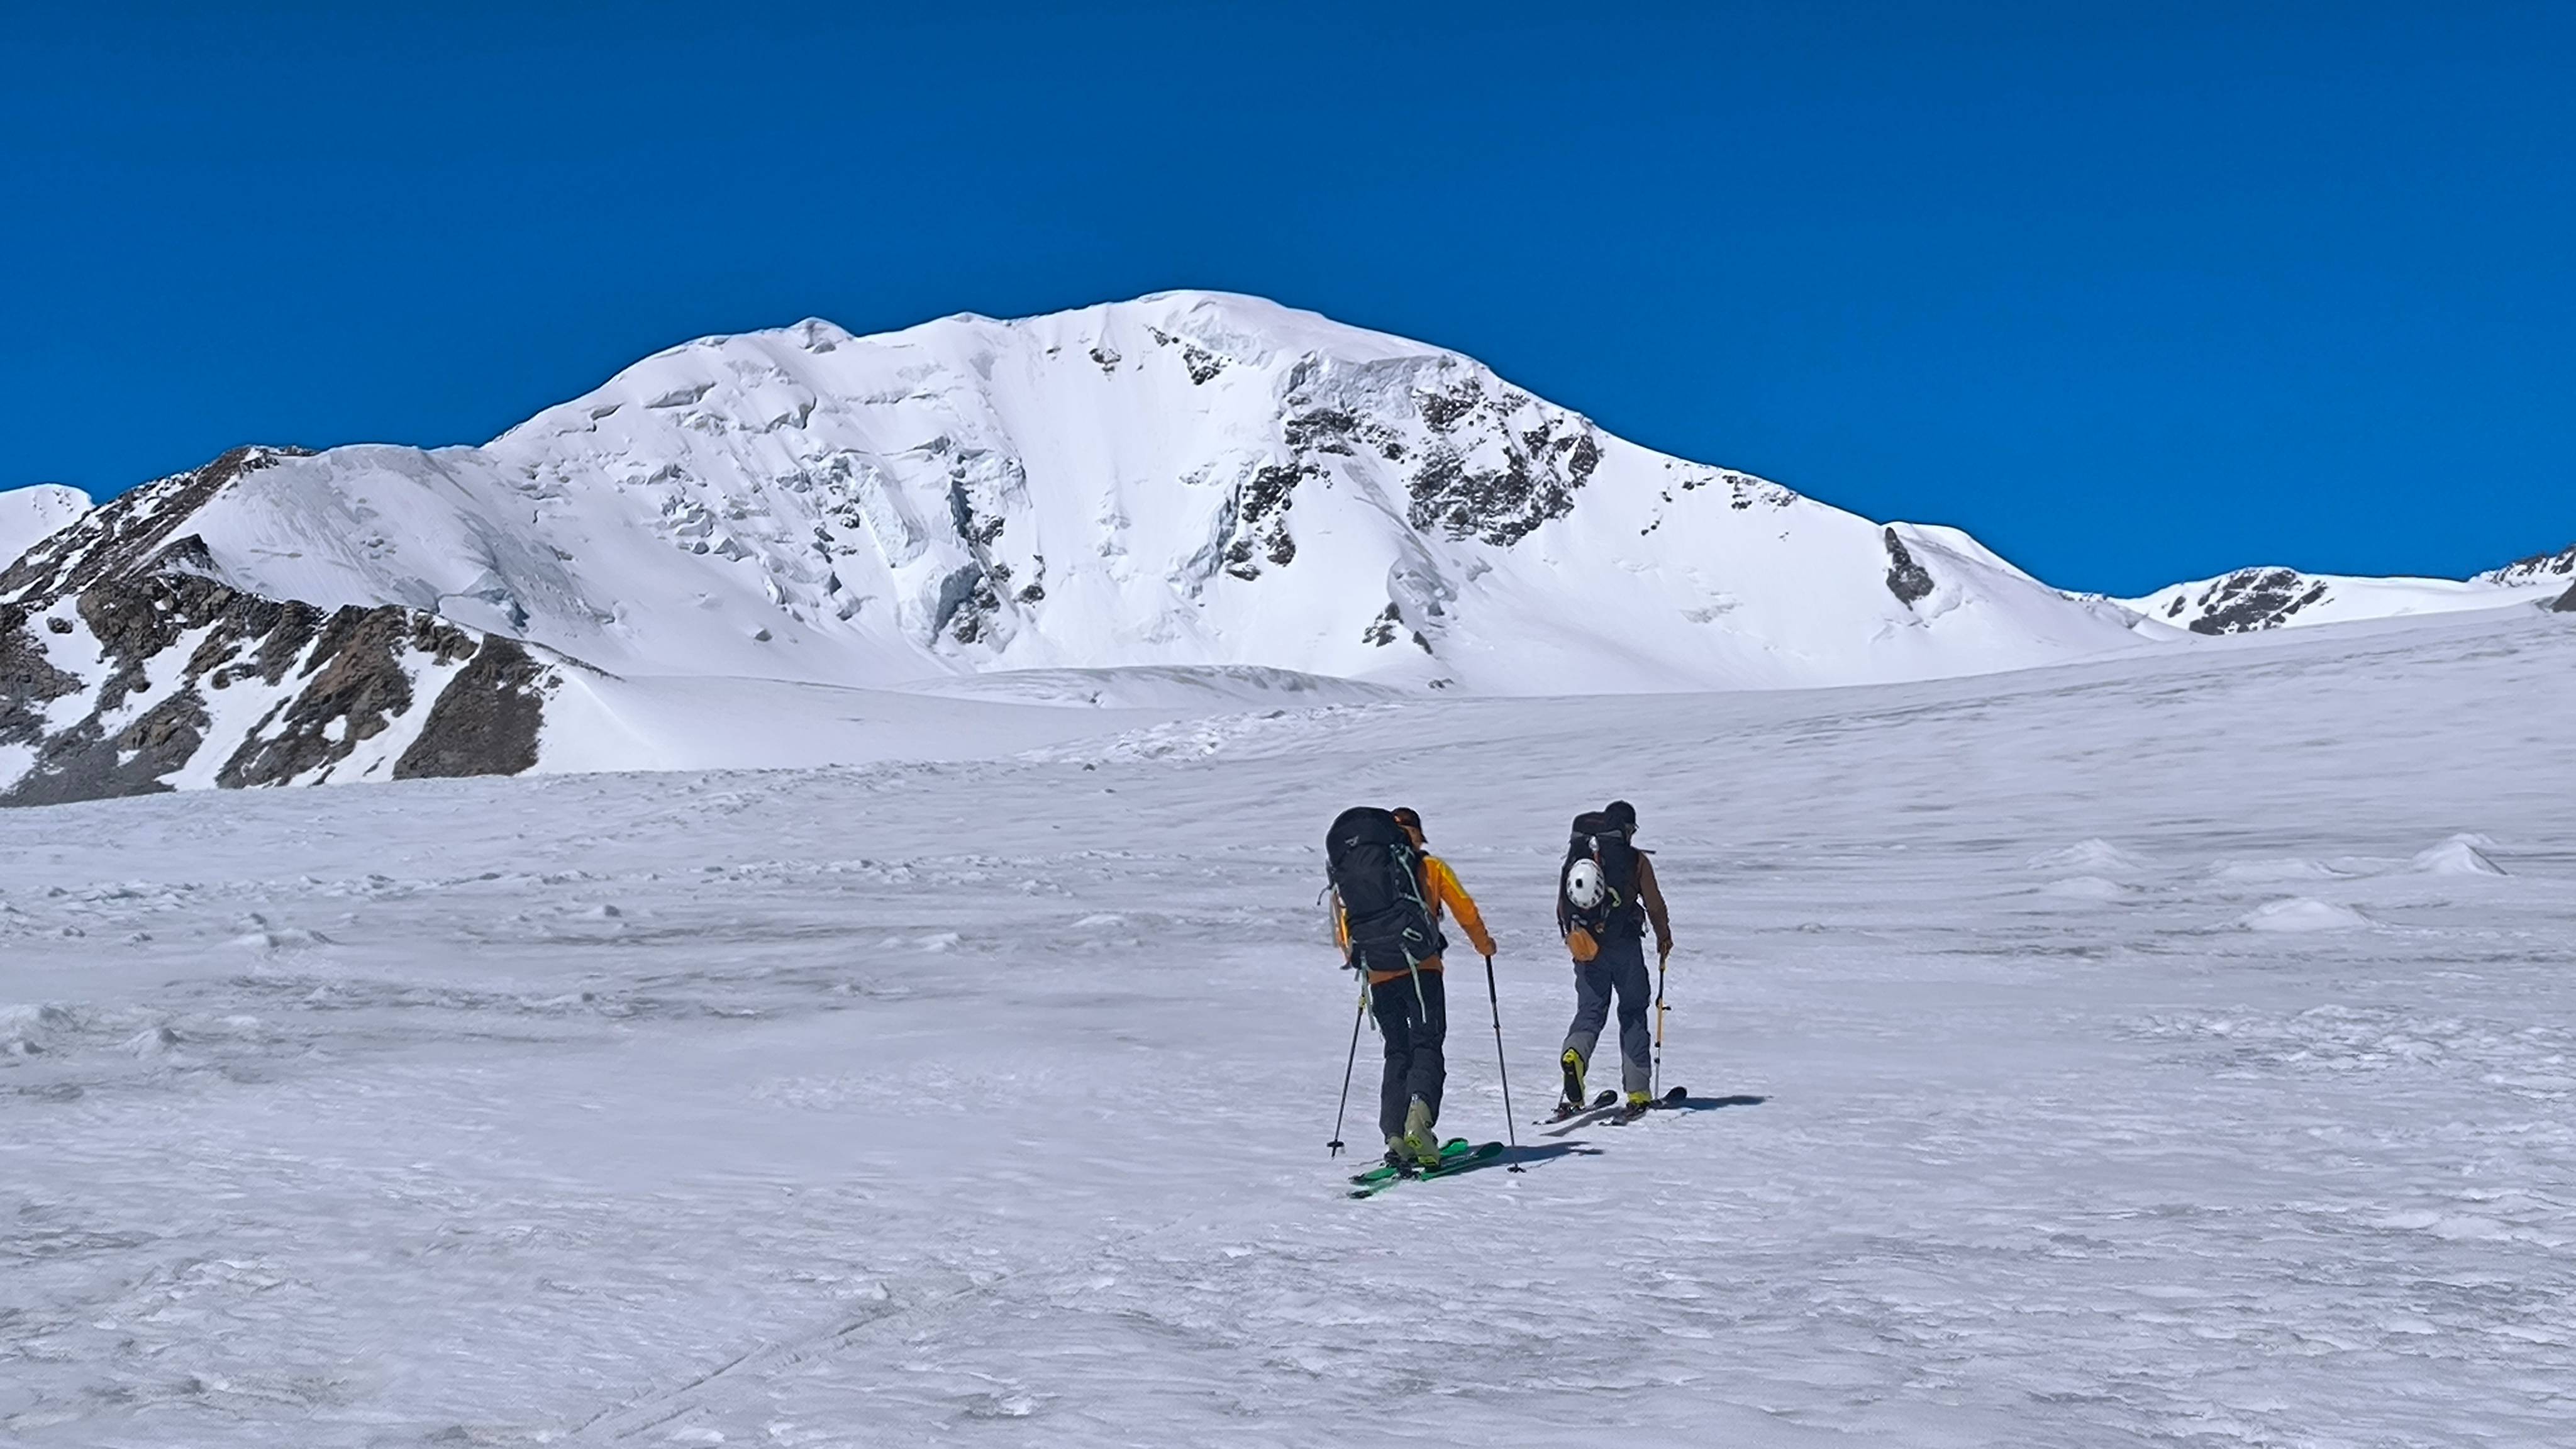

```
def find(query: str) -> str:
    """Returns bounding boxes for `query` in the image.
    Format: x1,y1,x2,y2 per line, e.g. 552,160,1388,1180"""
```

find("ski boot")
1558,1048,1587,1116
1384,1136,1411,1172
1611,1090,1654,1124
1400,1096,1443,1170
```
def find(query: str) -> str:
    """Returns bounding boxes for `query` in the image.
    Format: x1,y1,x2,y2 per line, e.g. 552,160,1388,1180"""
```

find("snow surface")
0,484,89,569
3,604,2571,1445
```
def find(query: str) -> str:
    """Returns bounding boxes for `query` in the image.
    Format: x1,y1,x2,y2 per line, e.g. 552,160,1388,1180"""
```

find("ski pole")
1652,946,1670,1101
1482,952,1524,1172
1327,976,1368,1158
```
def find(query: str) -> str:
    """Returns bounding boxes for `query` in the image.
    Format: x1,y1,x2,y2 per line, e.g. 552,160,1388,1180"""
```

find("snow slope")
10,293,2150,699
2124,557,2570,633
3,604,2571,1446
0,484,87,569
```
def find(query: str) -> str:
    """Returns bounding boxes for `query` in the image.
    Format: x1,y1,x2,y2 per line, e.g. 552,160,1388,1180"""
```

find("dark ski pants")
1370,967,1447,1139
1562,930,1652,1095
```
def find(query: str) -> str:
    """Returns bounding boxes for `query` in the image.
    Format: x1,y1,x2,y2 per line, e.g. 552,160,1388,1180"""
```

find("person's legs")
1560,959,1614,1096
1561,964,1614,1060
1371,980,1414,1143
1406,970,1448,1124
1602,933,1654,1096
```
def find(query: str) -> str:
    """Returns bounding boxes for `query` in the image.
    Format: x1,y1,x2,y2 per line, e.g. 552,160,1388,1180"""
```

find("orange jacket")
1337,855,1497,985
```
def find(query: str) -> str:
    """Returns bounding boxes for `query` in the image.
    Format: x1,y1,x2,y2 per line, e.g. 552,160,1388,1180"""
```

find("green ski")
1348,1138,1506,1198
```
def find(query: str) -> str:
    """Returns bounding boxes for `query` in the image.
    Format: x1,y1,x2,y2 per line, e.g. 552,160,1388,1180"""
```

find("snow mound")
2240,898,2373,933
2028,839,2148,874
2409,835,2507,877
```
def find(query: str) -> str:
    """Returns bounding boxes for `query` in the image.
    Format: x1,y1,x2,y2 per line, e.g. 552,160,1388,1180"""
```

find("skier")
1330,806,1497,1170
1555,799,1674,1121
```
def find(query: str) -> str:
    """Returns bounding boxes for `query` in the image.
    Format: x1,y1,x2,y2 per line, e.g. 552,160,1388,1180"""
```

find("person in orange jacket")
1335,806,1498,1169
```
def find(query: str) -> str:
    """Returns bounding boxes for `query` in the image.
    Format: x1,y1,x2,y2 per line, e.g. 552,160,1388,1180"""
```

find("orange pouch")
1567,927,1599,963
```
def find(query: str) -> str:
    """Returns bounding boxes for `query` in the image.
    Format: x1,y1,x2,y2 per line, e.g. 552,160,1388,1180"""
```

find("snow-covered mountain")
2475,542,2576,590
11,294,2151,692
2123,553,2574,635
2,292,2163,804
0,484,88,570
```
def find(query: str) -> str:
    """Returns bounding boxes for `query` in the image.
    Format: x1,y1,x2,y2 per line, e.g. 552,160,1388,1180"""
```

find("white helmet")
1565,858,1607,911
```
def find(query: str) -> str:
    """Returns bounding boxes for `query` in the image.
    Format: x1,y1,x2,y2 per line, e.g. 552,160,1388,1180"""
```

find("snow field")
1,609,2571,1445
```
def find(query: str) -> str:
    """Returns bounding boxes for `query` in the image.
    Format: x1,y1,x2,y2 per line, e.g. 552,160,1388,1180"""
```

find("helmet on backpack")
1560,810,1641,944
1565,858,1607,911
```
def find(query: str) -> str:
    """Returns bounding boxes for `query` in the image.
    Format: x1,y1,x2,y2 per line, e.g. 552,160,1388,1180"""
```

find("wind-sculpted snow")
2,608,2571,1445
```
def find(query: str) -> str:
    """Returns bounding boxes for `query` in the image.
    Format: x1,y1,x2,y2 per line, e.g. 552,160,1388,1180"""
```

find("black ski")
1605,1084,1690,1125
1538,1088,1619,1125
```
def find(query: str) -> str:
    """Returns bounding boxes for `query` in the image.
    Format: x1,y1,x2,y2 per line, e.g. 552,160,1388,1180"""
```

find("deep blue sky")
6,3,2570,594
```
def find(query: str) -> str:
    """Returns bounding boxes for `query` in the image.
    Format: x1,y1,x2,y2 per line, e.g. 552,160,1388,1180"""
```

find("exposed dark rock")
216,606,470,787
396,638,548,780
0,606,84,751
1400,384,1597,547
1416,380,1482,432
1143,326,1226,384
1362,602,1402,648
1884,530,1936,606
0,555,567,808
933,564,1001,643
2554,582,2576,613
2175,569,2332,635
1220,462,1306,580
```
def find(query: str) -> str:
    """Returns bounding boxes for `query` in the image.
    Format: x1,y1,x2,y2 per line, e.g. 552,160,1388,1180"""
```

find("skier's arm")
1635,852,1674,957
1431,857,1498,957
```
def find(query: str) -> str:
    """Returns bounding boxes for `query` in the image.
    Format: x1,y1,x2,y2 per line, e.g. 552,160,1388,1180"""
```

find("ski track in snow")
2,614,2572,1445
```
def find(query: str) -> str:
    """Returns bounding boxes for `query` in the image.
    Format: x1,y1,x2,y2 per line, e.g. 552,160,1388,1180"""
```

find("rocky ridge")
1,451,564,806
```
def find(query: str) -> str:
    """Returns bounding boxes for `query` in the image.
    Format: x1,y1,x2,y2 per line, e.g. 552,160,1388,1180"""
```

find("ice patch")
2410,834,2507,877
2240,898,2373,933
2027,838,2146,874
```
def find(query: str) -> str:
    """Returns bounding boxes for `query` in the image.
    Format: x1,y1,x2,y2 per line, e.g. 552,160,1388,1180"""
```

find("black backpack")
1324,806,1445,972
1560,811,1643,938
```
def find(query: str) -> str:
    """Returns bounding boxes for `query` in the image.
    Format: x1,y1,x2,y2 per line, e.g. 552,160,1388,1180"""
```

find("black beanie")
1604,800,1637,831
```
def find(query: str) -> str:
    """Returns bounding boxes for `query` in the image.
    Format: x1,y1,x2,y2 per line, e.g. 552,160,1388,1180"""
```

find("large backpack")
1560,811,1643,941
1324,806,1445,973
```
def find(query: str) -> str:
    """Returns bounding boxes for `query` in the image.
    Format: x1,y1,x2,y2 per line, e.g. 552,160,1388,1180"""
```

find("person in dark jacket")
1557,799,1673,1117
1336,806,1497,1168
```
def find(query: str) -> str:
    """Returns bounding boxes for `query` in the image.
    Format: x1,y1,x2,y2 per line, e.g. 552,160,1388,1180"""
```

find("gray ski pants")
1562,930,1652,1095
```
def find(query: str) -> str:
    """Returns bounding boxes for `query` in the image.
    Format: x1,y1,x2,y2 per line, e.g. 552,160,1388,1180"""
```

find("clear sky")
6,2,2570,596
